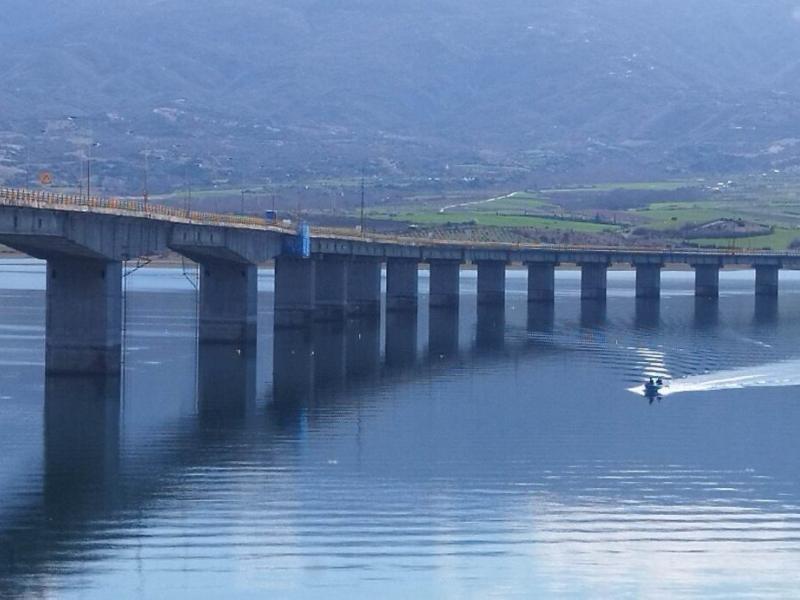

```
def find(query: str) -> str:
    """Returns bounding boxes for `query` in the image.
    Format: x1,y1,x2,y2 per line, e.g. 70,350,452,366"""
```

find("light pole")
143,150,149,208
85,142,100,201
360,176,366,236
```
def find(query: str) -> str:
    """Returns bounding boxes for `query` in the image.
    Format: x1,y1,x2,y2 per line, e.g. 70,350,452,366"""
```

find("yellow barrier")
0,187,280,230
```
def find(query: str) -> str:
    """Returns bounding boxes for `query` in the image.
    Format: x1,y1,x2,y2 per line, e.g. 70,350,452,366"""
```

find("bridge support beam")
580,262,609,301
346,258,382,317
477,261,506,306
46,257,122,374
314,256,349,321
693,264,720,299
275,257,315,328
386,258,418,312
198,261,257,344
755,265,779,297
428,260,461,309
634,263,662,299
527,262,556,303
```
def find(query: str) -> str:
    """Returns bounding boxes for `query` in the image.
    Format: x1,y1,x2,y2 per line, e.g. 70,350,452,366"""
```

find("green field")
370,209,617,232
366,177,800,249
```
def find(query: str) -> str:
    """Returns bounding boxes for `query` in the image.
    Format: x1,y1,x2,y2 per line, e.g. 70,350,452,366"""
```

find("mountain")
2,0,800,197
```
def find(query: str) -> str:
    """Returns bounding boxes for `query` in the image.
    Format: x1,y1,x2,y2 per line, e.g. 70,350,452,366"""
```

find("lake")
1,261,799,598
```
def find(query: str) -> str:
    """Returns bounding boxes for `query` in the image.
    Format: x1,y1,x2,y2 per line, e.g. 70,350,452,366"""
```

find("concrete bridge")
1,187,798,375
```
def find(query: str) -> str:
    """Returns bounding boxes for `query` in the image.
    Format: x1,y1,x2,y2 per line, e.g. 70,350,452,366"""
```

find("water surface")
1,262,799,598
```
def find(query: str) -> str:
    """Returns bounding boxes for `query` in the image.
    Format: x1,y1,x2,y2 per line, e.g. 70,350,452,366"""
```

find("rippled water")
2,261,800,598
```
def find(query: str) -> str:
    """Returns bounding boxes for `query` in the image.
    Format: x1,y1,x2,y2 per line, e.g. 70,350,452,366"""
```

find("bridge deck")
2,187,800,265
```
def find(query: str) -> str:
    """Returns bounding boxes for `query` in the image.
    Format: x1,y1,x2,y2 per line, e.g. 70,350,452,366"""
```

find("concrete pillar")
45,257,122,374
386,258,418,312
274,257,315,328
477,261,506,306
314,256,348,321
347,259,381,317
580,262,609,301
199,261,257,344
634,263,662,299
755,265,779,297
527,262,556,303
428,260,461,308
694,264,720,298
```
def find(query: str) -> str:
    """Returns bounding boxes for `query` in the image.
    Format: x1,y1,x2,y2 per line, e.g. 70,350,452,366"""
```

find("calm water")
1,261,800,599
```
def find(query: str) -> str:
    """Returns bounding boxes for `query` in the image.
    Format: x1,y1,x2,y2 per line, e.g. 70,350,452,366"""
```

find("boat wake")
628,358,800,397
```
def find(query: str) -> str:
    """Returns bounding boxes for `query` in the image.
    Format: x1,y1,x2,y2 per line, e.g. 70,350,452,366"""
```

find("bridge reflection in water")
2,287,797,598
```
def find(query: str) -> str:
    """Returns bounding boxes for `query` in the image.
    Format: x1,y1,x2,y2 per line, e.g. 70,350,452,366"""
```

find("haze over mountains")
3,0,800,195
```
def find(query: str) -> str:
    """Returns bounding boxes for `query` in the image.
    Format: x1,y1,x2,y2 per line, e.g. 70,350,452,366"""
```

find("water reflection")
754,295,779,325
45,376,121,516
527,302,554,334
475,304,505,351
580,298,607,329
345,317,381,381
197,343,256,420
634,298,661,330
694,296,719,329
428,307,459,359
4,269,800,598
312,322,347,391
272,327,315,405
385,312,417,368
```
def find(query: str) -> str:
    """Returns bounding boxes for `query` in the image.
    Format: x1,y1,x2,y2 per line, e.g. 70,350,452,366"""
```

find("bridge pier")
527,262,556,303
314,256,349,321
346,258,382,317
198,261,257,344
634,262,662,299
755,265,779,297
693,264,720,298
386,258,418,312
274,257,315,328
580,262,609,301
428,260,461,309
46,257,122,375
477,260,506,306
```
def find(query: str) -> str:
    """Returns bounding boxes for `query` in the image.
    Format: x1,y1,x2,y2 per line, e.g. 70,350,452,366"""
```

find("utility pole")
360,175,366,237
143,150,149,208
24,147,30,189
185,164,192,217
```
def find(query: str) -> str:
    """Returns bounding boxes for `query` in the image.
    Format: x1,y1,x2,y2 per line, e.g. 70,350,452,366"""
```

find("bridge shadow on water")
2,291,799,597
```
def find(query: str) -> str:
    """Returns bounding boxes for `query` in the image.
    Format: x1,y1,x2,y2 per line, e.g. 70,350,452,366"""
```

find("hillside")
3,0,800,199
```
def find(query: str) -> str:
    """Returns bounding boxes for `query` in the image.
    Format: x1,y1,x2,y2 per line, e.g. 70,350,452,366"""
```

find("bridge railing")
2,188,799,258
0,187,290,231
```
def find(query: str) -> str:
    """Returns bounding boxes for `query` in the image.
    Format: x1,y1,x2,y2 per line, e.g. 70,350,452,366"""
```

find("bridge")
0,187,797,374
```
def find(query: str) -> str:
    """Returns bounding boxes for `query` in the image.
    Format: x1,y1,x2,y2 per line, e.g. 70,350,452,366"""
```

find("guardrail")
0,187,292,231
2,188,799,258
